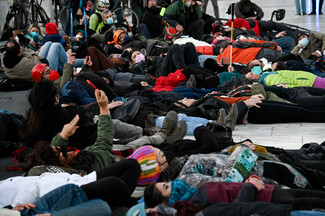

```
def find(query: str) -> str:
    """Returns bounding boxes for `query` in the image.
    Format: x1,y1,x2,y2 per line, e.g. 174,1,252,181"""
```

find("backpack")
0,77,34,92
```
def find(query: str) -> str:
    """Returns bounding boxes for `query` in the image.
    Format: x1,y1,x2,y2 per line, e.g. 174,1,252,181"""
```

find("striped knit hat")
128,146,161,185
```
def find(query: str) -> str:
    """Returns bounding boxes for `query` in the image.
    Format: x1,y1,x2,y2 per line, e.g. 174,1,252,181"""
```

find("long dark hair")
22,141,71,171
20,80,61,146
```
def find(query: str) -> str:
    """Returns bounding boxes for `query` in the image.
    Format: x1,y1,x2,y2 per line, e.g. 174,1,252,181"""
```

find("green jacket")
258,70,317,88
51,115,117,172
89,11,102,32
291,31,325,59
163,0,202,28
218,70,242,86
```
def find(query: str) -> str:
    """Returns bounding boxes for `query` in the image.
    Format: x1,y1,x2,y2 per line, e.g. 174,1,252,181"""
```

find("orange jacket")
217,40,278,64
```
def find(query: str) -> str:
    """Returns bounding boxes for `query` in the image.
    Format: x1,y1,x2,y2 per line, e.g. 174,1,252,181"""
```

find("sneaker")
165,120,187,144
225,103,238,131
215,108,227,124
160,111,178,136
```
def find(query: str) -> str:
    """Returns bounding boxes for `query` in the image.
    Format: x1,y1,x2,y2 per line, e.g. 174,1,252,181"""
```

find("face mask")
184,1,191,7
252,65,263,75
49,70,60,81
76,34,83,39
97,9,104,12
135,53,145,63
30,32,39,37
299,38,309,47
106,17,114,25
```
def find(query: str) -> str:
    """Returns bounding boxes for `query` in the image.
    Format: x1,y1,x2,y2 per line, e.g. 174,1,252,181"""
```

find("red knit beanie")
45,22,58,35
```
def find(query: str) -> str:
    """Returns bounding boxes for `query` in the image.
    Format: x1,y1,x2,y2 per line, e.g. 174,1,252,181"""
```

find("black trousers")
311,0,324,13
159,43,199,76
247,101,325,123
162,126,232,163
81,159,140,208
271,186,325,210
182,64,220,89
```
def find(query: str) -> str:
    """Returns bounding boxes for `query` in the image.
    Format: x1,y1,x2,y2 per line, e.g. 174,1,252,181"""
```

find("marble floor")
203,0,325,149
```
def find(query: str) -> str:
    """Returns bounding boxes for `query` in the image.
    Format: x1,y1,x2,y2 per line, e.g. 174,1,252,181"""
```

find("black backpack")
0,77,34,92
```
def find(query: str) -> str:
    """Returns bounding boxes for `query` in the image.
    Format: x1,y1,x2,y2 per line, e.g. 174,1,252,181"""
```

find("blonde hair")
29,23,43,36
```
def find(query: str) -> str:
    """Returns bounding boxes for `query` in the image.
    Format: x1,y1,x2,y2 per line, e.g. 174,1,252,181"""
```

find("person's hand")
73,36,79,42
83,56,93,67
60,115,80,139
312,51,322,57
141,81,148,87
276,45,282,53
276,83,288,88
244,97,263,108
246,176,265,191
251,94,265,101
228,65,234,72
32,54,38,59
242,140,256,151
95,90,110,115
67,53,76,65
114,44,123,49
29,40,36,47
108,100,124,109
12,203,36,211
35,49,41,56
275,31,286,38
176,24,184,32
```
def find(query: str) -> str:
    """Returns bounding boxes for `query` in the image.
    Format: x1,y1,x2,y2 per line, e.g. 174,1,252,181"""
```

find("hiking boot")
143,126,161,136
215,108,227,124
185,74,196,88
165,120,187,144
160,111,178,136
226,103,238,131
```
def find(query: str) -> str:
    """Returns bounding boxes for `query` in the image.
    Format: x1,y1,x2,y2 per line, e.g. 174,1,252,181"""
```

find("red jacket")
151,69,187,92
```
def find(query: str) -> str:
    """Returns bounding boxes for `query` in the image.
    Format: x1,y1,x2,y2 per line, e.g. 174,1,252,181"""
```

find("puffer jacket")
259,70,317,88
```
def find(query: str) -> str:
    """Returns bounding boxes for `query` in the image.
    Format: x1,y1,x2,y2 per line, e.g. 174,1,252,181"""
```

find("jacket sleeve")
51,132,69,148
291,45,301,55
251,3,264,19
85,115,115,170
89,14,99,32
163,3,180,27
234,183,258,202
60,63,74,89
311,31,325,51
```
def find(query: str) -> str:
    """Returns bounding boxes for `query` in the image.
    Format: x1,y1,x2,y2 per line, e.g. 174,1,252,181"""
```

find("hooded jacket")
163,0,202,28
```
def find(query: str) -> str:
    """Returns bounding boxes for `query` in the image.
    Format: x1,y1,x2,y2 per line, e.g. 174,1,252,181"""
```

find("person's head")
113,29,126,44
75,30,85,41
28,23,42,36
175,97,196,108
271,61,287,71
1,27,15,41
31,63,60,82
28,79,59,110
148,0,157,8
247,59,264,71
97,0,110,10
102,10,113,25
130,50,146,64
4,39,22,57
144,182,171,208
245,65,262,81
294,30,308,45
45,22,58,35
183,0,192,8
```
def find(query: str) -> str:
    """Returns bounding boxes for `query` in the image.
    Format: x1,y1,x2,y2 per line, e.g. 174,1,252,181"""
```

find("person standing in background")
202,0,219,18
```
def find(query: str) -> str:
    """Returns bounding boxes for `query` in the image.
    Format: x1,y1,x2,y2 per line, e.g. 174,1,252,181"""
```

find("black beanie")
294,30,307,44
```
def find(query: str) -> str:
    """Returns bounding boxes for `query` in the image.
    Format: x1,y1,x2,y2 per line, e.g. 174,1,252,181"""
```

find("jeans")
273,36,296,53
21,184,111,216
39,42,84,72
137,23,152,39
295,0,306,13
198,55,219,67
